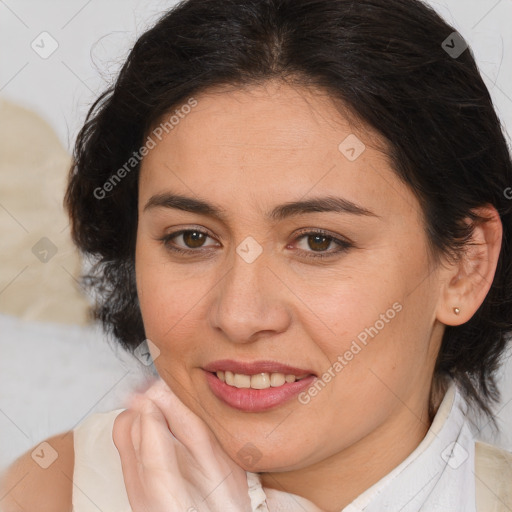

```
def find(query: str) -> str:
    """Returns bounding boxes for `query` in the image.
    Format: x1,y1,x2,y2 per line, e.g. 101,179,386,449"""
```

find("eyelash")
157,228,353,260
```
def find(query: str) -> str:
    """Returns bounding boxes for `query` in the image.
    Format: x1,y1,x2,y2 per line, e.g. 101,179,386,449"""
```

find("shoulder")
0,409,128,512
0,430,74,512
73,408,133,512
474,440,512,509
475,440,512,472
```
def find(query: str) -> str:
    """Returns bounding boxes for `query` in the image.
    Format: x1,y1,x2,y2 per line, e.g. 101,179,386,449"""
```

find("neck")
260,383,446,512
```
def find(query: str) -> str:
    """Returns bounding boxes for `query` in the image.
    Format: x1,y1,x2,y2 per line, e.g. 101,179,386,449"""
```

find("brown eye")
293,229,353,260
181,230,207,248
159,228,219,255
305,234,332,252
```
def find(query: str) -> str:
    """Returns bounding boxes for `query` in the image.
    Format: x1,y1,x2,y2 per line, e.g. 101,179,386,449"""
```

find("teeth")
215,371,309,389
270,373,285,387
251,373,270,389
234,373,251,388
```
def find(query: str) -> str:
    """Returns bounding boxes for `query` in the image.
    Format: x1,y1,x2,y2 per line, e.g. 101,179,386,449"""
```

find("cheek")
135,236,217,357
291,245,434,402
287,260,404,354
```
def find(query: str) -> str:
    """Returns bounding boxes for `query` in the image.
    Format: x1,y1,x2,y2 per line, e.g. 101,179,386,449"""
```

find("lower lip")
204,371,316,412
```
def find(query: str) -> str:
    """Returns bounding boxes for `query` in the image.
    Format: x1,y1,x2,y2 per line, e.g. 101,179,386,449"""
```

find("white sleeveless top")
71,381,488,511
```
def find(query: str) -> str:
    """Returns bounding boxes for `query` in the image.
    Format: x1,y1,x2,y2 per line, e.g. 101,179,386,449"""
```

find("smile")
216,371,309,389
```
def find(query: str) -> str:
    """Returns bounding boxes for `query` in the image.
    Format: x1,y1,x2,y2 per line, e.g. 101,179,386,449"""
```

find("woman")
1,0,511,510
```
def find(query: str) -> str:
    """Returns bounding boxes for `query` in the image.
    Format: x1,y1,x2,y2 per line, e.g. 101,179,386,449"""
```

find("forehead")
138,81,417,222
143,80,370,168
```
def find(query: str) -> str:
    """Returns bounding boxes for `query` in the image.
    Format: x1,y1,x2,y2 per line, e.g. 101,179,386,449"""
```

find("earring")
453,307,460,315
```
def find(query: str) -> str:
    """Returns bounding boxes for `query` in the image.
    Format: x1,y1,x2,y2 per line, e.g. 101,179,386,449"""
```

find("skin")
131,78,502,511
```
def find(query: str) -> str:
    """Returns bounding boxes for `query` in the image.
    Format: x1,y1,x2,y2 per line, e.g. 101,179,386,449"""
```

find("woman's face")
135,80,447,472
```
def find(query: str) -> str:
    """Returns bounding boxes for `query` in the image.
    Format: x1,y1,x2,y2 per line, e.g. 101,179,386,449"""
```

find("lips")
203,359,316,377
203,359,317,412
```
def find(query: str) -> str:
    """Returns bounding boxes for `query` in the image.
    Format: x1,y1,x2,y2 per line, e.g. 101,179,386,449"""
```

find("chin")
225,441,313,474
238,458,309,474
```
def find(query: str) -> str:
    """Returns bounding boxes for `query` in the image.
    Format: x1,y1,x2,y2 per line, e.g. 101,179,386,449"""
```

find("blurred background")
0,0,511,473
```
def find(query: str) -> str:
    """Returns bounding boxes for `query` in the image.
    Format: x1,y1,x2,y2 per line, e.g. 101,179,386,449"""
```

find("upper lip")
203,359,316,377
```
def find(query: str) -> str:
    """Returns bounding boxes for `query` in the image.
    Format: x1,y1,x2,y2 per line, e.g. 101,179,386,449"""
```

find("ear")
436,205,502,326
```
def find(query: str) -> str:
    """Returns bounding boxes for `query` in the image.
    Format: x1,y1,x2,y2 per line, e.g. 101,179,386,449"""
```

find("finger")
124,391,251,512
112,409,149,511
142,378,215,455
126,391,178,441
136,398,194,509
130,412,142,461
114,404,185,512
137,398,180,474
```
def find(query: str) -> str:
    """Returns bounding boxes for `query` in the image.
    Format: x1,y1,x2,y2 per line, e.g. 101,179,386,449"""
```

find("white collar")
247,380,477,512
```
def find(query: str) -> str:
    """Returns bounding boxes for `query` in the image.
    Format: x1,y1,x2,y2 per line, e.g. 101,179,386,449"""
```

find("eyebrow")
143,192,379,221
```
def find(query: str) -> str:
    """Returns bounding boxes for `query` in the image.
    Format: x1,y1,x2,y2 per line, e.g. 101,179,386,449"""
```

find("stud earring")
453,307,460,315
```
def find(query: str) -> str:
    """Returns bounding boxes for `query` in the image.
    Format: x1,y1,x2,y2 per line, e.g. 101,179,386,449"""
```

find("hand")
113,377,253,512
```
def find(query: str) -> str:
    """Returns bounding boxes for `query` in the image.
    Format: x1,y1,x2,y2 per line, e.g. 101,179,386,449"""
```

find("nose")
209,244,292,344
